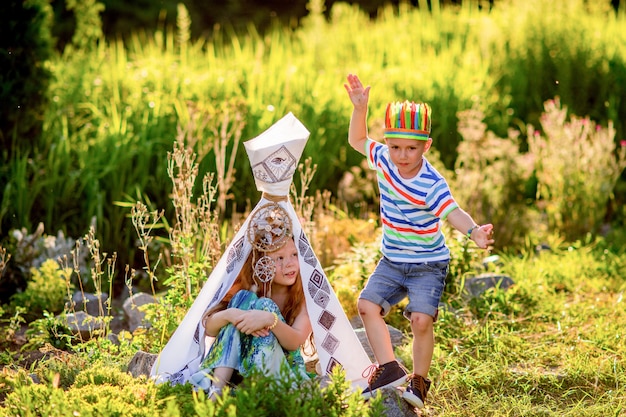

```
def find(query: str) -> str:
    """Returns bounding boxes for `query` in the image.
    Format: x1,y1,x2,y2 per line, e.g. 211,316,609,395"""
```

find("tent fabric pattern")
151,113,372,389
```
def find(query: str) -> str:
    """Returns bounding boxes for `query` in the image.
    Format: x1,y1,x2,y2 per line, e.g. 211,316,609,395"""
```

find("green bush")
528,98,626,241
1,0,55,238
491,0,626,142
10,260,72,321
0,363,383,417
452,106,536,249
1,369,162,417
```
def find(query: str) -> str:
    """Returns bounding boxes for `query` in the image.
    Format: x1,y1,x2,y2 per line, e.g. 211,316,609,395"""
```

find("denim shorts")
359,256,449,320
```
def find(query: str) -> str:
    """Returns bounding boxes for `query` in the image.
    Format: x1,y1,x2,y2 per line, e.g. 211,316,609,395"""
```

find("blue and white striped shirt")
366,139,458,263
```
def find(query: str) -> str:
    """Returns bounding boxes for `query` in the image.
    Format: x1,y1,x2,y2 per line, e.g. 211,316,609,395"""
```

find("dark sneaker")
402,374,431,409
361,361,408,399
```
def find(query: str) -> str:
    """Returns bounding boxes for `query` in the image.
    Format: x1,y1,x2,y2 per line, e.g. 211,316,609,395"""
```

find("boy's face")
384,137,432,179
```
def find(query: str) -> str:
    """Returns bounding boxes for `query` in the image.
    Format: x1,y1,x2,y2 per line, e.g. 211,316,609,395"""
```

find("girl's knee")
255,296,279,313
230,289,257,308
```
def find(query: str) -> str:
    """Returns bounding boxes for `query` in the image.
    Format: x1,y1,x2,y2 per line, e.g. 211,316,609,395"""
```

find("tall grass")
2,0,625,277
490,0,626,136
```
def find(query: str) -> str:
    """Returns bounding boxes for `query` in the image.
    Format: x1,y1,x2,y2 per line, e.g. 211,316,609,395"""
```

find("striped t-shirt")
366,138,459,263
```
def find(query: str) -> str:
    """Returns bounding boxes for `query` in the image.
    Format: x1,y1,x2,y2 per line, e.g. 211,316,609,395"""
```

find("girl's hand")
344,74,370,110
203,307,246,337
234,310,275,336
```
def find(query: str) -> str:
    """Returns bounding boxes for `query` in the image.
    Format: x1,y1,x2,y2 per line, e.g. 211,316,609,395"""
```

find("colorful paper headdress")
383,101,432,141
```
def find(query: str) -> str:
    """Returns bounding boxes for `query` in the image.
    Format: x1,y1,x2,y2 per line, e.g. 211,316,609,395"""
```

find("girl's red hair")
205,240,305,326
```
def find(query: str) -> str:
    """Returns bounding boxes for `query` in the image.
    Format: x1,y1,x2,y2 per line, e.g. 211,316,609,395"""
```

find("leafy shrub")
1,366,160,417
528,98,626,241
72,365,140,388
192,366,383,417
25,312,75,351
453,106,536,250
10,260,72,321
0,362,382,417
31,346,88,388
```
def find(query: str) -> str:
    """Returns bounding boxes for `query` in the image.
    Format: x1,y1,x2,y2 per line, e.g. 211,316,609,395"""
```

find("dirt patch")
1,324,43,370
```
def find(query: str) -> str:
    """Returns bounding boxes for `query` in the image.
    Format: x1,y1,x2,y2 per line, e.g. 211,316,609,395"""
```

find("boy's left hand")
472,224,495,249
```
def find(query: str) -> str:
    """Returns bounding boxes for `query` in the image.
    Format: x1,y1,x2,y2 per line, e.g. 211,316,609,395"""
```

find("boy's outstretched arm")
344,74,371,156
447,207,495,249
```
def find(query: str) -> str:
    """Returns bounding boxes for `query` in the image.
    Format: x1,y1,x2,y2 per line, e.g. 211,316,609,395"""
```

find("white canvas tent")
151,112,372,389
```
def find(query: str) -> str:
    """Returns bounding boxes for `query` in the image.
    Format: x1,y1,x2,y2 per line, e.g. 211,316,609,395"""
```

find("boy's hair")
384,101,432,141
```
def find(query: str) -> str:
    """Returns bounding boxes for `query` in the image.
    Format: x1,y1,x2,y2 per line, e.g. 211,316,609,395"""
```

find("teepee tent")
151,112,372,389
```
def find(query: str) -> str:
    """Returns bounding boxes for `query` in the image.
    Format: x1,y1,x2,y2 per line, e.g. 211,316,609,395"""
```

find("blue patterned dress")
189,290,309,391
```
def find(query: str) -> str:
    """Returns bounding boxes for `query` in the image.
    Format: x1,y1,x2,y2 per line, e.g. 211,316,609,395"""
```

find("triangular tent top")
151,112,372,389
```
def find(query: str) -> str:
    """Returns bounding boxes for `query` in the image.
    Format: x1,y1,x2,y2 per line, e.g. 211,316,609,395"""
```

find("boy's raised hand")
344,74,370,109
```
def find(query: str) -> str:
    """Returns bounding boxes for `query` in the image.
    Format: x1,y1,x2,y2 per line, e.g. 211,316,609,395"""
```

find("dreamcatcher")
246,202,292,297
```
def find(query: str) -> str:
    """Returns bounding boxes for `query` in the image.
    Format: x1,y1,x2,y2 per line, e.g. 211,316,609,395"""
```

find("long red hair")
205,241,305,326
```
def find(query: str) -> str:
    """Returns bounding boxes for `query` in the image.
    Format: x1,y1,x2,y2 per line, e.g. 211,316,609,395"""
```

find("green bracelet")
467,225,480,239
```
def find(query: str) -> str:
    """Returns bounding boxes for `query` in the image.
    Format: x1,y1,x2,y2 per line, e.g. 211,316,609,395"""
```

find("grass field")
1,0,625,415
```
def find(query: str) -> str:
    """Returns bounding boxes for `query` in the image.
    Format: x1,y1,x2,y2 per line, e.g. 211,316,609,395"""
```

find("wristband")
467,225,480,239
268,312,278,330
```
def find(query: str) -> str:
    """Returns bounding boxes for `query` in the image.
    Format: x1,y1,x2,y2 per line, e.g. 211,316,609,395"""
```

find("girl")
189,226,313,398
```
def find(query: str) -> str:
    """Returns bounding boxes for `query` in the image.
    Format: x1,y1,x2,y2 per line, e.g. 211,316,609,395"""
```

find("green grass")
3,229,624,416
421,241,626,416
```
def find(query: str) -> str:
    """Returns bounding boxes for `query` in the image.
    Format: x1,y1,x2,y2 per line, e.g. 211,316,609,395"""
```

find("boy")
344,73,494,408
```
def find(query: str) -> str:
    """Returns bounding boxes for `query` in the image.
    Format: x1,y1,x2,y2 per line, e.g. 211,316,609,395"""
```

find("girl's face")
385,137,432,179
269,238,299,288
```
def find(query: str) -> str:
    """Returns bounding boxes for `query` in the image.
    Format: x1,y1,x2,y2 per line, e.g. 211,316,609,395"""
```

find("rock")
70,291,109,317
535,243,552,254
123,292,156,332
106,332,120,346
349,315,363,329
355,325,407,363
64,311,105,340
108,314,127,334
464,273,514,298
127,350,157,378
379,387,418,416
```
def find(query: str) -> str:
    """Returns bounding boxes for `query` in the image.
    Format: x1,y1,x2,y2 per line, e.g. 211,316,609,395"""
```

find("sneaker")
361,361,408,399
402,374,431,409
